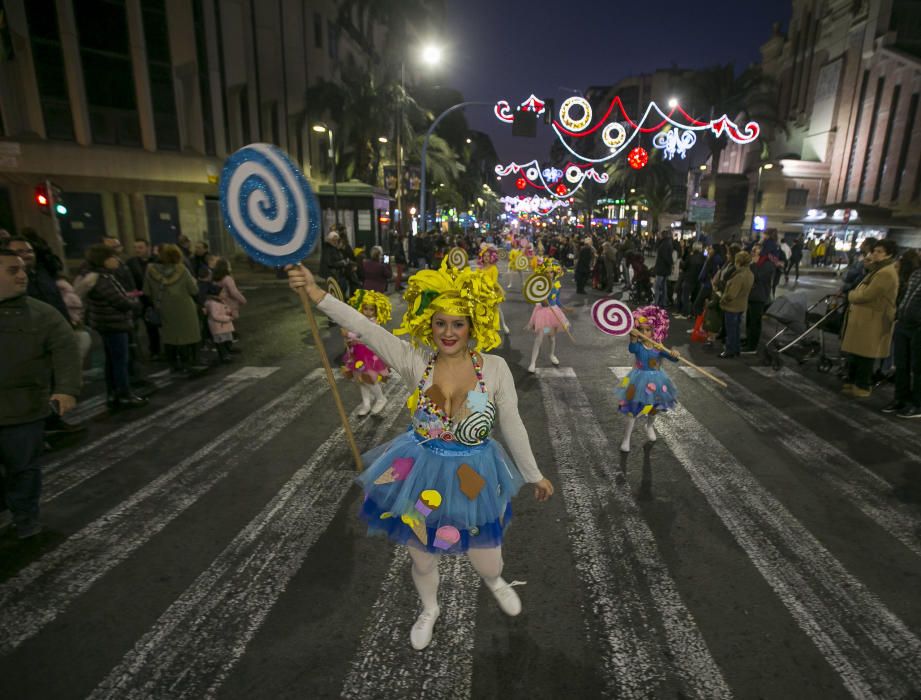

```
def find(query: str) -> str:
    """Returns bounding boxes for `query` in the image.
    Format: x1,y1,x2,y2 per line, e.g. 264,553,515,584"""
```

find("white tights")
408,546,505,612
358,382,384,408
620,414,656,452
529,332,557,370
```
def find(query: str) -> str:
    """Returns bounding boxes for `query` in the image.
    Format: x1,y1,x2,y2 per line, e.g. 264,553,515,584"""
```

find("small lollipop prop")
447,247,468,269
497,248,509,261
512,254,530,272
326,277,344,302
590,299,726,388
220,143,364,470
522,272,551,303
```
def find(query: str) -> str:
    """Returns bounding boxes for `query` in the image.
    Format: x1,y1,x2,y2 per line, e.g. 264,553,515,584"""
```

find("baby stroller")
625,254,653,305
762,292,846,372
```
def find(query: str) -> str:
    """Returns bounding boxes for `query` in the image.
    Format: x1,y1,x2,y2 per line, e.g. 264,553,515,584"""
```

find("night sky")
441,0,793,188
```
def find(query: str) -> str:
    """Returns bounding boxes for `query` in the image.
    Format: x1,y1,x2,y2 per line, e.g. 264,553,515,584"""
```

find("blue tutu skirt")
614,369,678,416
356,429,526,554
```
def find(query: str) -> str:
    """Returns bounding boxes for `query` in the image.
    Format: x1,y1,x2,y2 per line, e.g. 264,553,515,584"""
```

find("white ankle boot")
410,606,440,650
487,578,524,616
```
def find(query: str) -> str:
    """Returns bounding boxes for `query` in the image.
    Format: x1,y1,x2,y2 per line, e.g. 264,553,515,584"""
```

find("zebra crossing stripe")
752,366,921,454
89,382,407,699
612,367,921,698
40,367,286,504
538,367,731,699
679,366,921,558
340,550,480,699
0,373,330,655
66,370,173,423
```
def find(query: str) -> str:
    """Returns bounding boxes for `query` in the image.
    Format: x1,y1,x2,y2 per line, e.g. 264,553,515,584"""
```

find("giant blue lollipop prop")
220,143,362,469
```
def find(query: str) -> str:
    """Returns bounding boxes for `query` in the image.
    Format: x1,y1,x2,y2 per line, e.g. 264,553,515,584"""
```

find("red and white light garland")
496,159,608,199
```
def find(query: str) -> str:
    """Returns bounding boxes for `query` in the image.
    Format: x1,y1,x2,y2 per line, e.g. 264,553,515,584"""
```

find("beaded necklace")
416,350,487,427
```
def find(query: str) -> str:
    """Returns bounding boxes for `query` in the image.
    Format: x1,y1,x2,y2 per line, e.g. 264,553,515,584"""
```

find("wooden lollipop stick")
632,330,728,389
549,305,577,344
295,287,364,471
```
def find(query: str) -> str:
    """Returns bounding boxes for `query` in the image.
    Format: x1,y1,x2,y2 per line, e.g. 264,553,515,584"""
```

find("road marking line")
40,367,287,504
90,382,406,699
680,366,921,558
0,372,330,655
539,369,731,699
341,551,480,699
752,366,921,454
66,370,173,423
612,367,921,698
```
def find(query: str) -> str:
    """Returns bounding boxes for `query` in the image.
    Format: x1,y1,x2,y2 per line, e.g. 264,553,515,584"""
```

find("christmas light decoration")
496,159,608,200
500,195,569,215
627,147,648,170
542,167,563,183
555,183,568,196
559,97,592,132
602,122,627,149
493,94,546,123
652,128,696,160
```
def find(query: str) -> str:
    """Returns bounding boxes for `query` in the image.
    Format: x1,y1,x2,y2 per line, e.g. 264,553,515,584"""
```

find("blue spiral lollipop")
219,143,320,267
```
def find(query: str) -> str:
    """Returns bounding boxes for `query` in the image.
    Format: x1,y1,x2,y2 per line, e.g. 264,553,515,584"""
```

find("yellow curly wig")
533,256,563,278
395,258,505,351
347,288,392,325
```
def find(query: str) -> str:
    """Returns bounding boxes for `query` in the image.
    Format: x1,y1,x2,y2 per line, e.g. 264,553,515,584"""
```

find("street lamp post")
750,162,773,235
313,123,339,227
419,101,490,235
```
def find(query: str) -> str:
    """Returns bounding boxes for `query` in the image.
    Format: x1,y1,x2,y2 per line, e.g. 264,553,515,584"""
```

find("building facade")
751,0,921,243
0,0,385,262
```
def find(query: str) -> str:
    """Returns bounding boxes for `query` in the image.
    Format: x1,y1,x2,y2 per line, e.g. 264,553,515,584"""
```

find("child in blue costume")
614,304,680,451
287,259,554,651
527,257,570,373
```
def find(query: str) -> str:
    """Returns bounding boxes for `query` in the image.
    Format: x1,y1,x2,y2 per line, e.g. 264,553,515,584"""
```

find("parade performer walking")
614,305,679,451
288,259,554,651
527,257,570,373
340,289,392,416
478,244,511,335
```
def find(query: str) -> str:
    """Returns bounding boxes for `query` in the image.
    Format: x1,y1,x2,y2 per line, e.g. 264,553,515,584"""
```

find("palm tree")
686,64,780,200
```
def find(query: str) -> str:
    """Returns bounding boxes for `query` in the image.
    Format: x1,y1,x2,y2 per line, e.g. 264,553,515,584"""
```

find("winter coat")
86,268,140,333
654,239,674,276
56,279,84,325
217,275,247,318
840,259,898,358
575,244,595,276
144,263,201,346
361,259,392,292
26,266,70,321
897,268,921,329
205,298,235,337
748,258,776,304
0,294,81,425
719,267,754,313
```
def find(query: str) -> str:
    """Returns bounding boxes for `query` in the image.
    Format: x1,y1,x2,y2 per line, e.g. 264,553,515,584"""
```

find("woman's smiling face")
431,312,470,356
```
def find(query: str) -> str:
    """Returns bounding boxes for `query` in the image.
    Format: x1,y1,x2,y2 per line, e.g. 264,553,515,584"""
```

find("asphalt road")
1,268,919,700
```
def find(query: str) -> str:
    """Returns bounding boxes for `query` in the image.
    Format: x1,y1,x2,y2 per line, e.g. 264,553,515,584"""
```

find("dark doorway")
59,191,106,257
145,194,182,246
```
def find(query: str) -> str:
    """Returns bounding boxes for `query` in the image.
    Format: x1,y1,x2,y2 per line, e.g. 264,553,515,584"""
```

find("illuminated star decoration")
492,95,760,164
495,160,608,200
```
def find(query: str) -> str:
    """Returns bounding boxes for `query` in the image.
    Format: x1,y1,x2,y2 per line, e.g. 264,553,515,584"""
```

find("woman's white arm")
489,356,544,483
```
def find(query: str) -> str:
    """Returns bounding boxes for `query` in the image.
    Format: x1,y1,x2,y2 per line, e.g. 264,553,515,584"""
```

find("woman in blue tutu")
615,305,680,451
288,259,554,650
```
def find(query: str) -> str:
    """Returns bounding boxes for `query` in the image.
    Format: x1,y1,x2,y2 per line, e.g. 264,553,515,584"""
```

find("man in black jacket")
653,231,674,307
0,248,81,538
742,244,777,354
574,237,595,295
885,266,921,418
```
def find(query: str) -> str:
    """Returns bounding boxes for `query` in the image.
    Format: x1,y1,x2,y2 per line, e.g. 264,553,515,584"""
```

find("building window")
327,19,338,60
192,0,215,154
240,87,250,143
142,0,179,150
874,85,900,202
844,70,870,199
857,77,885,202
24,0,74,140
313,12,323,48
74,0,140,146
785,188,809,208
893,92,919,201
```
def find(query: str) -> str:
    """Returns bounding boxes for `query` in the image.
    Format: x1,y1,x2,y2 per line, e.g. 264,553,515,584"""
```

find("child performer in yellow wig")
477,244,511,335
527,257,570,373
288,259,554,651
341,289,392,416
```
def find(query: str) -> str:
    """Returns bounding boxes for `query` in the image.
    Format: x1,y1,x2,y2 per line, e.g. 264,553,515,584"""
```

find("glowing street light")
421,44,442,65
668,97,678,109
378,136,388,143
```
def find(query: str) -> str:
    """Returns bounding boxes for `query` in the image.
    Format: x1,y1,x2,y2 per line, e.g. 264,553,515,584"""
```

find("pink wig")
632,305,670,343
477,244,499,266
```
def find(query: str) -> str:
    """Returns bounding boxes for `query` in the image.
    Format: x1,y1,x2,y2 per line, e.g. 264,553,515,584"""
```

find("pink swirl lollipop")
592,298,634,336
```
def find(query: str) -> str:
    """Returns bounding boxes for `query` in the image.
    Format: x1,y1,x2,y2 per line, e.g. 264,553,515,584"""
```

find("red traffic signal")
35,184,50,213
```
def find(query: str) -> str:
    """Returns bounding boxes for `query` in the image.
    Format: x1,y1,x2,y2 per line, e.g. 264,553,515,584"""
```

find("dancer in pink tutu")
527,257,570,373
341,289,392,416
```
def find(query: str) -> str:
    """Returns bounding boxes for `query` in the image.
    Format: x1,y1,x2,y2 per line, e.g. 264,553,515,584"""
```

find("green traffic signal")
55,203,67,216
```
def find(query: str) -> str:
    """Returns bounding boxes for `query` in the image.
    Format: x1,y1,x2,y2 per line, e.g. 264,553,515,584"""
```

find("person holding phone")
361,245,393,293
0,247,81,539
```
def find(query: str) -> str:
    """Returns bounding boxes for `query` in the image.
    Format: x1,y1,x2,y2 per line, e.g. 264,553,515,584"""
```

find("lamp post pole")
329,127,339,227
750,163,772,236
396,62,404,237
419,101,490,235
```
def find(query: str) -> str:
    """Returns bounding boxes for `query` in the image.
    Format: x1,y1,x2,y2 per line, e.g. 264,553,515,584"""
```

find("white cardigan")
318,295,544,483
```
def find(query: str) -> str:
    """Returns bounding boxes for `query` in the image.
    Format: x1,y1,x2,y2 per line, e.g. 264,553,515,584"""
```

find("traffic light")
543,98,555,125
35,184,50,215
51,183,67,216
